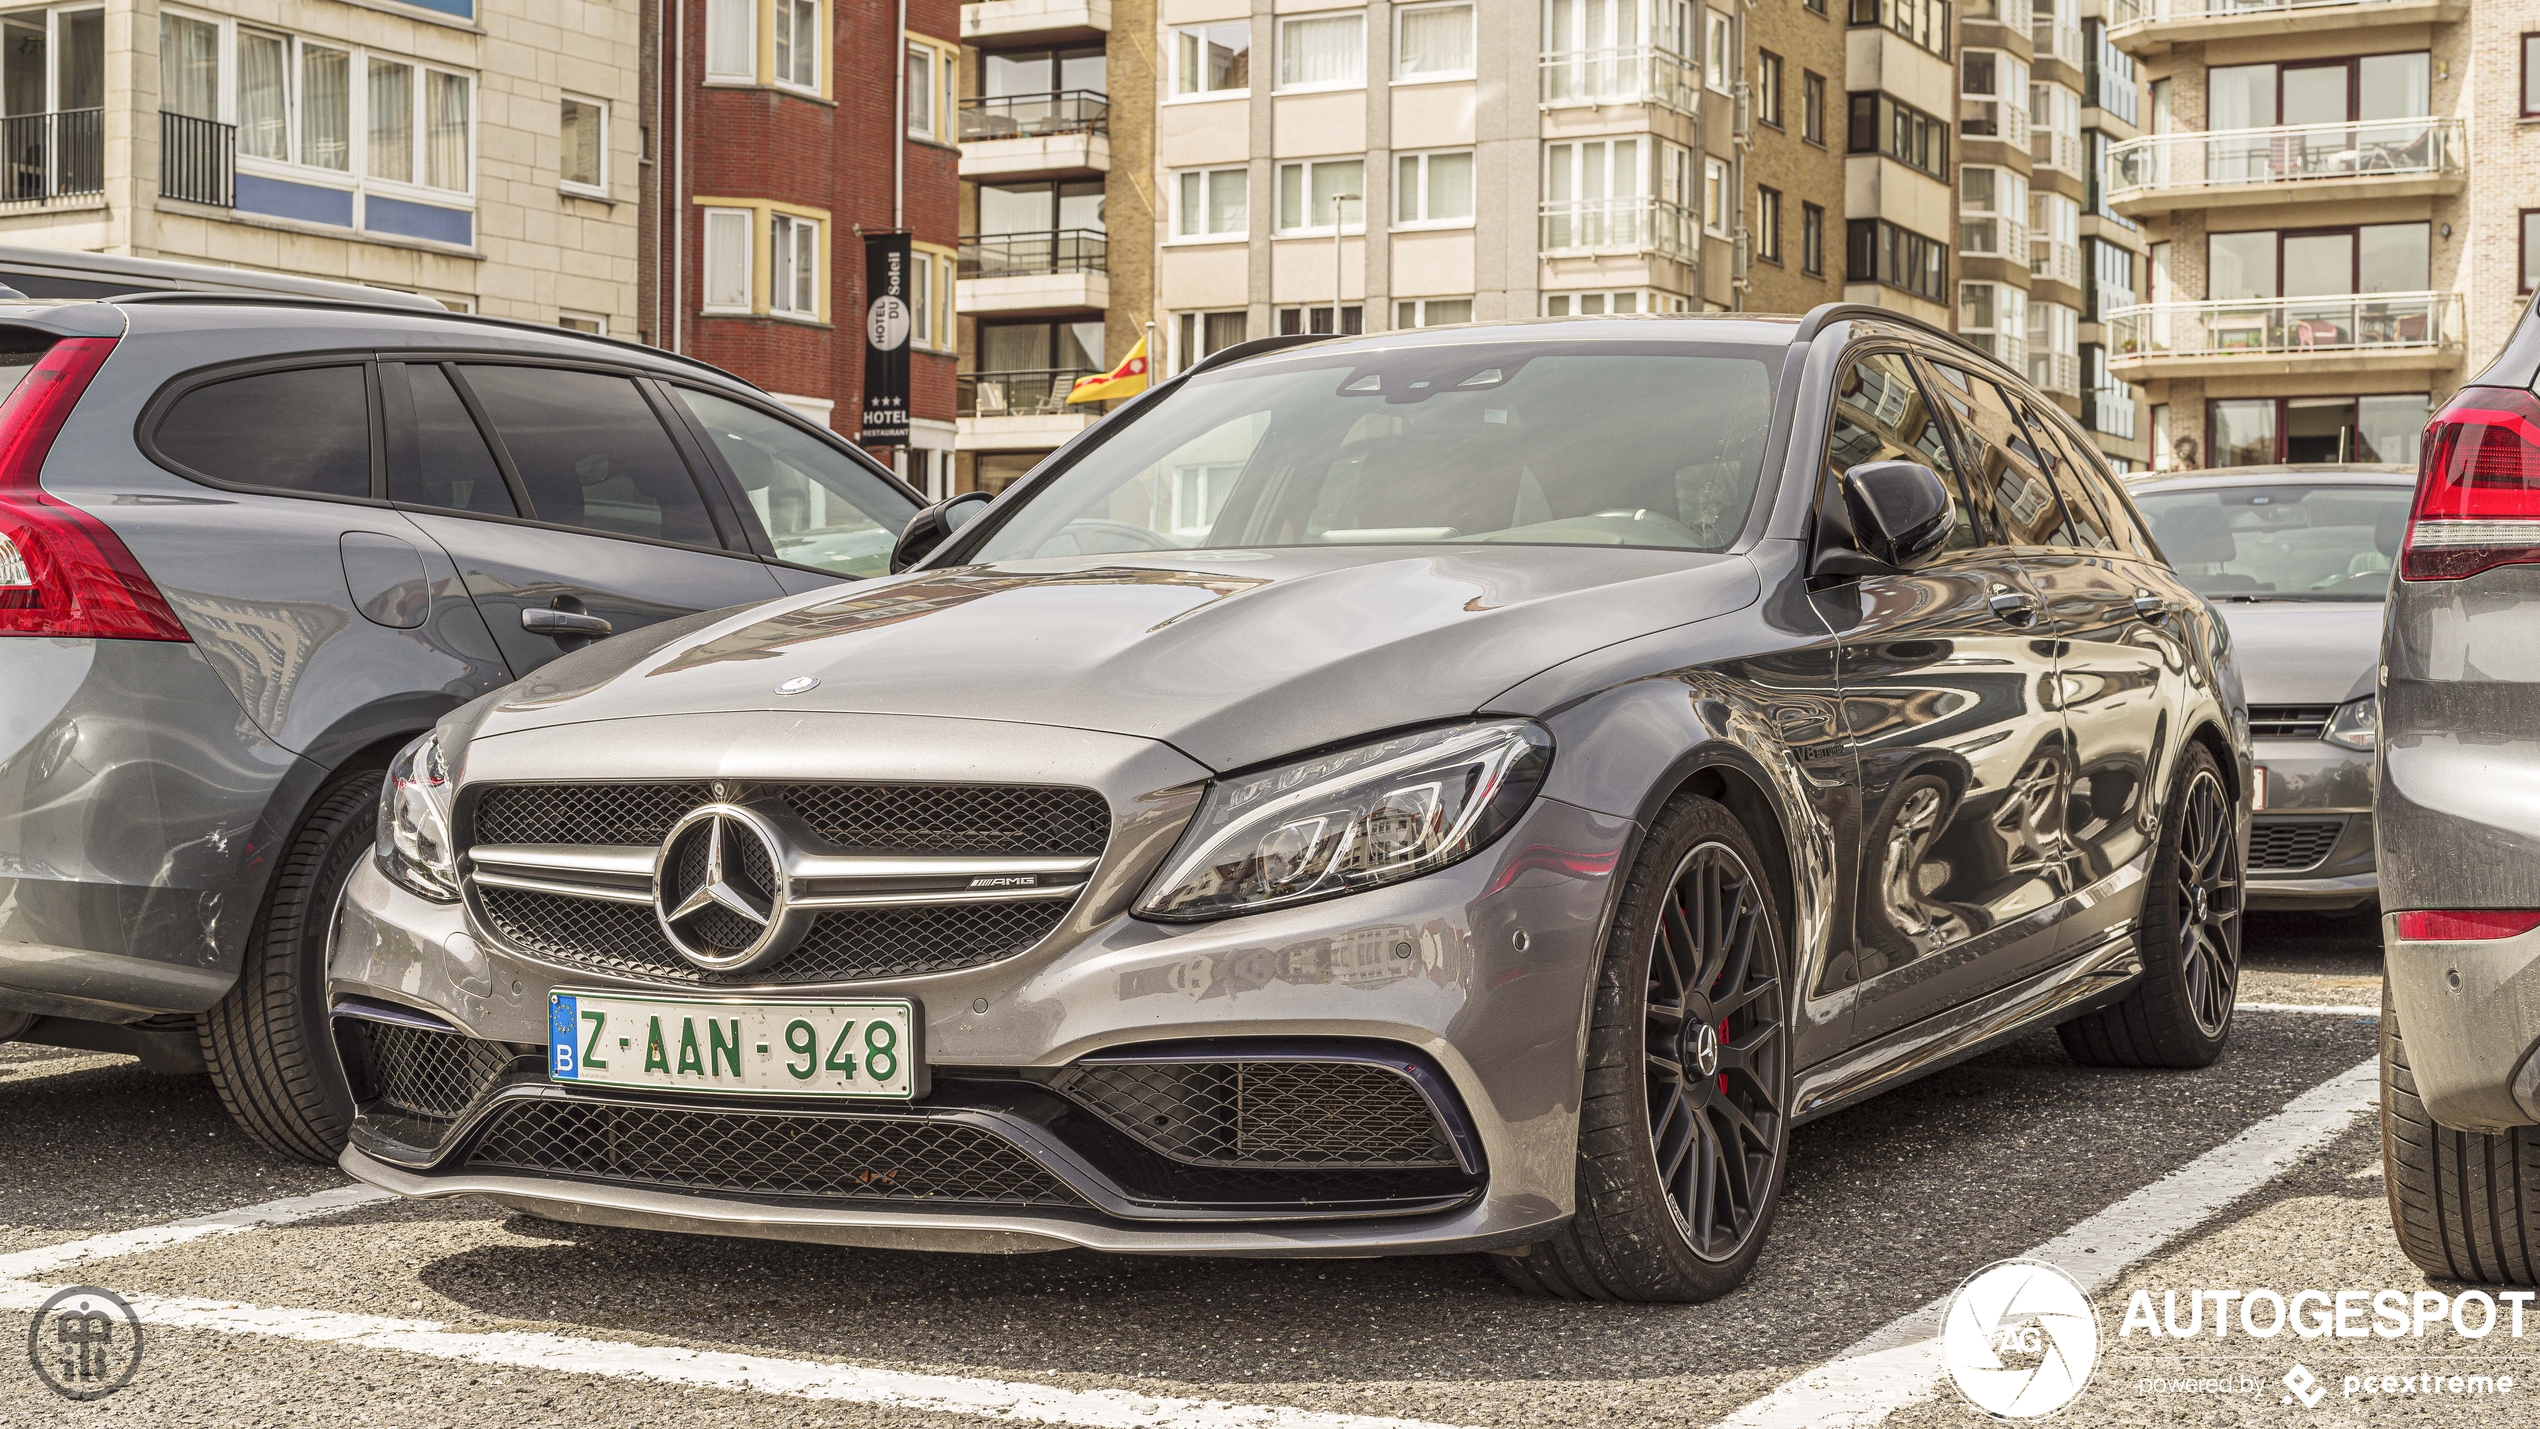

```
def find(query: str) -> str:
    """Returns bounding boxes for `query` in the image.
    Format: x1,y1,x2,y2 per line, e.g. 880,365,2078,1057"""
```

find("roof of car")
2124,464,2416,495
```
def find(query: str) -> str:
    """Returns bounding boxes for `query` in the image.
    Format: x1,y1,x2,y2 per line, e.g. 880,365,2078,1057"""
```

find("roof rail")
1792,301,2023,381
1184,332,1332,377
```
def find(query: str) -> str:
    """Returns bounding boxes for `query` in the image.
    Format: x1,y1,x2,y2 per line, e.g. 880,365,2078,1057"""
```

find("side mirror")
889,491,994,573
1813,460,1955,577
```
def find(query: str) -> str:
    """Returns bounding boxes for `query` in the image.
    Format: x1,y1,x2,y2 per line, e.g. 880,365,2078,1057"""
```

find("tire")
201,770,382,1162
2058,742,2239,1070
1495,794,1791,1302
2382,980,2540,1283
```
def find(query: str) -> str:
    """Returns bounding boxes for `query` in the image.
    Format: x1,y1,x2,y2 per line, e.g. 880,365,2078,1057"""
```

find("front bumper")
329,786,1632,1255
2247,737,2375,910
2386,917,2540,1132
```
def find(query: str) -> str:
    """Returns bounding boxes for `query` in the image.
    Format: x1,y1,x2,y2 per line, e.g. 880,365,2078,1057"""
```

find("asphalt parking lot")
4,909,2513,1429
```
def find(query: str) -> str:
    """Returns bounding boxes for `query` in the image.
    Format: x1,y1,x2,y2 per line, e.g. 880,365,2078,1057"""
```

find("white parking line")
0,1187,1475,1429
2238,1002,2380,1017
1713,1054,2381,1428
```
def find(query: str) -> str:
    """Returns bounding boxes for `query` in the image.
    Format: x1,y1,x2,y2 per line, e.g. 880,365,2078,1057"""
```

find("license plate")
548,992,922,1099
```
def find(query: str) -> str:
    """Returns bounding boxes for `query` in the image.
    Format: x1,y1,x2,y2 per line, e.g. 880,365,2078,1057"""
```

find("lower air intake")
1053,1057,1459,1169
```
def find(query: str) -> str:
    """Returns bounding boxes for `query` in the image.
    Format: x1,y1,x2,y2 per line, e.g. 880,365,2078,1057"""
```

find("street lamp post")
1331,193,1360,336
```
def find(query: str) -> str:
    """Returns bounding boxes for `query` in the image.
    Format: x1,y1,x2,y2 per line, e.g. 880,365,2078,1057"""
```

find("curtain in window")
705,0,754,79
561,99,602,188
1425,151,1472,219
238,33,287,160
159,15,218,121
368,60,413,183
426,72,469,191
1278,15,1362,88
301,45,350,170
1397,4,1472,77
704,209,752,308
906,46,933,134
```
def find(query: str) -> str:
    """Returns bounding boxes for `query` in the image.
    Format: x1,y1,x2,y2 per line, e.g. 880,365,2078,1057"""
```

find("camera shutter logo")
28,1285,142,1400
1939,1258,2101,1419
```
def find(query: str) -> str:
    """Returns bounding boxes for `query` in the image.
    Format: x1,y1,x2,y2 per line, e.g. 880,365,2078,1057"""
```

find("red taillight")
2394,909,2540,941
2402,386,2540,581
0,336,189,642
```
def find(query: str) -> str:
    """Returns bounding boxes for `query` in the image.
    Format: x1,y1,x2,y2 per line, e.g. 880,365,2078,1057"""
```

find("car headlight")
377,732,459,901
2323,695,2377,752
1136,720,1554,922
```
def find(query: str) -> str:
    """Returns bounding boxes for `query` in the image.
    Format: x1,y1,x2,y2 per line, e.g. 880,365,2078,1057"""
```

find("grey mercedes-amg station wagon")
335,307,2250,1301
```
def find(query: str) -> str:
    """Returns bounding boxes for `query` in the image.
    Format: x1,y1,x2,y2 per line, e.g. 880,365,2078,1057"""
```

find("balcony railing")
1963,330,2029,372
2034,18,2083,66
2031,236,2082,289
160,111,236,208
1539,197,1696,261
958,90,1108,142
2032,127,2082,177
2106,117,2463,199
2104,290,2462,362
1539,46,1699,113
960,368,1096,418
1960,216,2028,259
0,109,101,205
958,228,1108,280
2027,349,2079,397
2111,0,2419,28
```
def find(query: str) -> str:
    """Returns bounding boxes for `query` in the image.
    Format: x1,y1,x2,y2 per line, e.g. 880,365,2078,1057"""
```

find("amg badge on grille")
654,804,810,973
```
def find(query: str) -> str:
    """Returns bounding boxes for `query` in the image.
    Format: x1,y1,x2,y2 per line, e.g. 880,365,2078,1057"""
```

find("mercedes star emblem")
654,804,808,973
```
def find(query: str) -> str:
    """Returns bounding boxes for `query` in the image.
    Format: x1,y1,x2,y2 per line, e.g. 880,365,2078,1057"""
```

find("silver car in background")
2127,465,2409,912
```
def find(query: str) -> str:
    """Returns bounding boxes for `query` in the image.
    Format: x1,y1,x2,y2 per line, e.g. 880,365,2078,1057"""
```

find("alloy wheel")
2175,768,2242,1037
1644,840,1788,1262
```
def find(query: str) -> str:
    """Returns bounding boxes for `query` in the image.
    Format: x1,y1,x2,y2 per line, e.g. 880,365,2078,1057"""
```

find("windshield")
2132,484,2410,601
968,339,1779,560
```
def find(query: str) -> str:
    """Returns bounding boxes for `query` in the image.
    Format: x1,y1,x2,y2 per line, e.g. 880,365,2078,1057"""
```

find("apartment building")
0,0,638,322
2102,0,2525,473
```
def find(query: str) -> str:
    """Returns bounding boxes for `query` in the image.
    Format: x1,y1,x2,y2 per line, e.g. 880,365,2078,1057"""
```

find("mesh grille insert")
464,1101,1085,1207
1054,1059,1457,1169
346,1020,517,1122
476,886,1074,985
2249,820,2344,872
470,782,1110,856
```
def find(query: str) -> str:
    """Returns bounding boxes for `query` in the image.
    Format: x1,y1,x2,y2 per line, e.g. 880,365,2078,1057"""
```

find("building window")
559,312,606,336
1172,22,1250,97
1703,155,1730,237
1276,158,1365,233
1802,71,1825,145
2526,34,2540,117
560,97,605,196
1545,290,1688,315
212,26,474,207
1805,0,1826,13
770,213,818,317
2082,18,2135,123
1959,50,2028,145
705,0,754,82
1846,219,1946,304
2210,395,2431,467
1176,310,1247,372
1705,9,1733,93
906,38,958,142
1848,0,1948,57
775,0,819,91
1277,13,1365,92
1958,280,2026,369
2030,79,2081,175
1757,51,1783,129
1394,149,1474,227
1755,186,1782,263
2086,236,2135,321
1848,91,1947,178
1277,305,1364,335
703,207,752,311
2524,210,2540,294
1396,2,1474,80
1173,166,1248,240
1801,202,1825,275
1397,297,1474,327
2083,344,2135,439
1958,165,2026,257
2027,299,2078,394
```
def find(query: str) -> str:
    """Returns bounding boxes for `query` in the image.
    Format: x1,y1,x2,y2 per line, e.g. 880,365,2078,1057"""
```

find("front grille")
2250,819,2344,872
471,781,1110,856
2249,705,2335,740
342,1020,518,1121
1053,1059,1458,1169
476,886,1075,985
463,1101,1086,1208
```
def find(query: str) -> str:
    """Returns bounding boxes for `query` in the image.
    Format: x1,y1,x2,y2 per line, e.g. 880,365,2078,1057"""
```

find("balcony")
960,0,1108,46
2104,290,2462,378
958,368,1101,451
1539,198,1696,262
1539,47,1699,115
2028,349,2079,397
958,92,1110,180
957,229,1108,315
2107,0,2465,54
2032,128,2082,181
2031,236,2082,292
2105,117,2465,215
2033,18,2083,70
0,109,101,207
160,112,236,208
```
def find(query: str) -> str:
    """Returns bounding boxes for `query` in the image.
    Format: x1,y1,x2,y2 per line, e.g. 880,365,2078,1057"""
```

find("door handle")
523,598,613,643
2131,591,2173,623
1987,591,2041,628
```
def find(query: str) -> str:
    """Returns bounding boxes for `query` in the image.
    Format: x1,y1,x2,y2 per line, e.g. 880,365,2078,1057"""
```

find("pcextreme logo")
1940,1259,2102,1419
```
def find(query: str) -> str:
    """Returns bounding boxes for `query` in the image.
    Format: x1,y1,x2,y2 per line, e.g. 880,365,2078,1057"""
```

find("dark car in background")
0,292,919,1158
2127,465,2410,912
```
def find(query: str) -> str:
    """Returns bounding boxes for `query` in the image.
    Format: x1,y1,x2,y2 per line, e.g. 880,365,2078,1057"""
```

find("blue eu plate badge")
549,993,581,1079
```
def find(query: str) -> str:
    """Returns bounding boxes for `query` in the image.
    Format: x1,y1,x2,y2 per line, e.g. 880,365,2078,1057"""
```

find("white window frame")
704,0,756,83
1702,155,1731,237
1169,22,1252,102
910,251,933,350
773,0,820,94
1392,148,1474,230
1393,1,1475,84
1395,296,1474,328
1704,8,1733,94
558,311,608,335
1173,309,1249,373
1275,12,1366,94
906,40,937,140
1275,157,1366,235
558,94,606,198
1541,289,1689,316
702,206,754,313
771,211,819,318
1171,165,1250,243
1542,137,1648,205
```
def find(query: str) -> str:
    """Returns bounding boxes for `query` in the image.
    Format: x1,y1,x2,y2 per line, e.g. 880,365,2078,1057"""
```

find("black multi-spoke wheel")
1495,795,1792,1302
2058,743,2242,1070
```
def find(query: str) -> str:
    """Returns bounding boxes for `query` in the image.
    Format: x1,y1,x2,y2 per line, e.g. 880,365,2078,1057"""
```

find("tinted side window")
674,388,916,578
459,366,719,546
1925,364,2074,549
391,364,517,516
156,365,370,498
1828,350,1989,552
2015,401,2119,551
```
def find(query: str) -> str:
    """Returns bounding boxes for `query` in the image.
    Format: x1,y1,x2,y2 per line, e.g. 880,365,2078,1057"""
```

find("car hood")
2210,599,2382,706
469,546,1762,772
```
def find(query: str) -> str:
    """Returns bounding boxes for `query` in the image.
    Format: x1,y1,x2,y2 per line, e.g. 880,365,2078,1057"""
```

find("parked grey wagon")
0,291,920,1157
334,306,2251,1301
2127,464,2408,911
